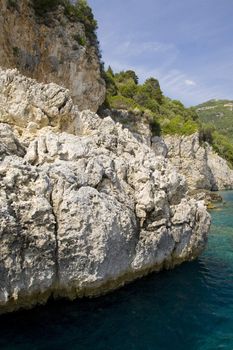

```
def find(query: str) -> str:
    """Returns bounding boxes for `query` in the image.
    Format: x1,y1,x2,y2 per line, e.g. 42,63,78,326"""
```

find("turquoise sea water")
0,192,233,350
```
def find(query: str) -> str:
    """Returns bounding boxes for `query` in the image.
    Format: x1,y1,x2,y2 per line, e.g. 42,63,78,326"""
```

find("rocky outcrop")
0,68,211,314
100,110,233,192
100,108,153,146
0,0,105,112
164,133,233,191
164,133,215,190
207,151,233,190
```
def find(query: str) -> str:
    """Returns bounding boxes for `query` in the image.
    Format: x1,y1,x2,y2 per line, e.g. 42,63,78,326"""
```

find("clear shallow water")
1,192,233,350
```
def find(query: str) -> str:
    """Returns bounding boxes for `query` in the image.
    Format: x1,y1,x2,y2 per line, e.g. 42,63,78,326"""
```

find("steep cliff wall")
0,68,210,314
0,0,105,112
164,133,233,191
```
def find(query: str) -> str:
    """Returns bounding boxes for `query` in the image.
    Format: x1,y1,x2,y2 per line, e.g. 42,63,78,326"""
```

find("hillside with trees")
103,67,199,137
102,67,233,166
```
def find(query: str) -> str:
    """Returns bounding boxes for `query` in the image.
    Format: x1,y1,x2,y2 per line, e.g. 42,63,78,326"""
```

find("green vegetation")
195,99,233,143
31,0,63,15
12,46,20,57
212,132,233,166
7,0,19,10
70,0,98,43
31,0,98,43
26,2,233,166
199,125,233,166
103,68,233,165
72,34,86,46
195,100,233,165
104,67,200,136
31,0,102,66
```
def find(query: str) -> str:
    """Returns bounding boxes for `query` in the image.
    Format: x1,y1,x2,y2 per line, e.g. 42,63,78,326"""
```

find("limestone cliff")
104,110,233,192
0,68,210,314
0,0,105,112
164,133,233,191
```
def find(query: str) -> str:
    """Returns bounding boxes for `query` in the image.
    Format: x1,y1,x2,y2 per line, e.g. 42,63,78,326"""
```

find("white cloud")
114,40,176,57
185,79,197,86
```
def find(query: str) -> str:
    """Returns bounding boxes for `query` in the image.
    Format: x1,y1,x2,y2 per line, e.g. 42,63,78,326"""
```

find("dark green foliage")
106,66,114,77
115,70,139,85
31,0,62,15
199,126,214,145
134,80,162,112
72,34,86,46
7,0,19,10
161,115,198,135
188,106,199,121
102,68,233,165
119,81,138,99
104,69,118,98
103,68,199,137
157,97,199,135
31,0,102,71
67,1,101,60
72,0,98,40
108,95,138,110
31,0,98,41
12,46,20,57
143,78,163,104
149,118,161,136
58,0,98,43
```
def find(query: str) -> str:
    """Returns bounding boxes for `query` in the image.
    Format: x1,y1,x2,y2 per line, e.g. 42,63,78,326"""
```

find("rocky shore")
0,68,211,314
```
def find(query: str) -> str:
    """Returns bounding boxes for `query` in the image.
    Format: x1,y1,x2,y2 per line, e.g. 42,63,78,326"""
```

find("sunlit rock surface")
0,68,210,314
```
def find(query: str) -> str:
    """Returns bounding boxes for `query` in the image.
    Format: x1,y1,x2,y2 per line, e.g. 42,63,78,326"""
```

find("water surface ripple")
1,191,233,350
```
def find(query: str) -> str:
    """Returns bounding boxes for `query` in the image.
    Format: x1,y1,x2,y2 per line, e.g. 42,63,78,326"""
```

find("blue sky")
88,0,233,106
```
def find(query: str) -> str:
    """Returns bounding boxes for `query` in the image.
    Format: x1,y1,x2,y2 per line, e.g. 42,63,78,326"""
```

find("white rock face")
165,133,233,190
207,150,233,190
0,69,210,314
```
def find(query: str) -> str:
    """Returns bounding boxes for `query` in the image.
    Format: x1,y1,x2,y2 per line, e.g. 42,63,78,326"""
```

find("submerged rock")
0,68,210,314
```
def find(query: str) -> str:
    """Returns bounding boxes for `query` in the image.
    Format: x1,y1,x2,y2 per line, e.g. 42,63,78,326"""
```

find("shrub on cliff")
199,126,214,145
161,115,198,135
32,0,98,41
108,95,139,111
69,0,98,43
31,0,102,67
31,0,62,15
